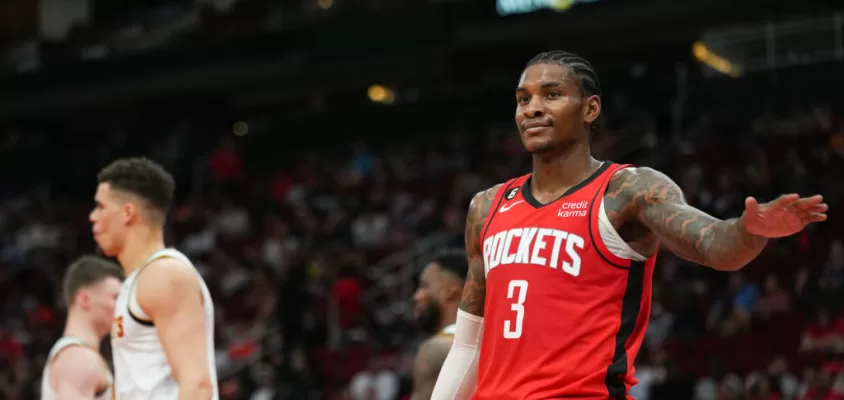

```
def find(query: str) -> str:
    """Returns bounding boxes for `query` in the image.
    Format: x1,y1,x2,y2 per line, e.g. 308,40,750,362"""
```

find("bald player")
411,250,468,400
41,255,124,400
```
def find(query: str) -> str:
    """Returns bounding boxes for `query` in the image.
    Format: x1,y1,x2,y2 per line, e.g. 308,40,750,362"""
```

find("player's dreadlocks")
526,50,603,131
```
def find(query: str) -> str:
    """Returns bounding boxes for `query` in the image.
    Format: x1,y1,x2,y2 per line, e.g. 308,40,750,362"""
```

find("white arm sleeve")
430,309,483,400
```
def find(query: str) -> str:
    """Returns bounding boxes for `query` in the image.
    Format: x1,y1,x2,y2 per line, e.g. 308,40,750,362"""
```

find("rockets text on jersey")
472,162,657,400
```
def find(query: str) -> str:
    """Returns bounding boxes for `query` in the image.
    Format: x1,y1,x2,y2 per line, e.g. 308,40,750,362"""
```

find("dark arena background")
0,0,843,399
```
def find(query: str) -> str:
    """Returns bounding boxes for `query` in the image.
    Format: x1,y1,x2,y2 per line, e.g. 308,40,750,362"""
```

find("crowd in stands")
0,91,840,400
2,0,420,74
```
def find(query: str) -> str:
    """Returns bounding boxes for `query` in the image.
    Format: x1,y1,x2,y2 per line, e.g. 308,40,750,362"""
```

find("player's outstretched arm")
608,167,827,271
411,336,452,400
51,346,108,400
137,259,214,400
431,184,500,400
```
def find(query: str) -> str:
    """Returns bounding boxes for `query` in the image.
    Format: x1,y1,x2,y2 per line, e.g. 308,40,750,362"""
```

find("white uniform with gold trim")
40,336,113,400
111,248,218,400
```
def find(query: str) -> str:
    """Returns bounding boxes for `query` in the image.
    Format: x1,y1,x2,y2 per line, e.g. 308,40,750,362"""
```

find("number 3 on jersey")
504,279,528,339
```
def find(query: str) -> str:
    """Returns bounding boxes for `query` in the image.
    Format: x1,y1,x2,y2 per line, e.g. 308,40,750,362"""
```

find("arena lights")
232,121,248,136
692,41,742,78
496,0,599,16
367,84,396,105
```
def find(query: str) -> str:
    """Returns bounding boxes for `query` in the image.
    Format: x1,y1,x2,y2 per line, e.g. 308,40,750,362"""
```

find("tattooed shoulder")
604,166,686,219
602,167,640,227
603,167,676,255
464,184,504,253
459,183,504,317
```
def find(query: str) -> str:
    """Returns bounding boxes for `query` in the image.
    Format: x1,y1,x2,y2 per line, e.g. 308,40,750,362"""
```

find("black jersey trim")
95,384,109,397
604,259,645,399
521,161,611,209
125,256,175,328
128,308,154,327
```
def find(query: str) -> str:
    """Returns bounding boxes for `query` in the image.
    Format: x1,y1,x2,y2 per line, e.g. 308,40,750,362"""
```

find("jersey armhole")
128,256,183,326
48,341,110,395
129,252,205,327
47,341,82,373
597,200,647,262
587,164,647,269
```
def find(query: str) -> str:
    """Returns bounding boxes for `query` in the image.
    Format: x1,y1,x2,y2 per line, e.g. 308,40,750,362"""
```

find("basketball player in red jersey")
430,50,828,400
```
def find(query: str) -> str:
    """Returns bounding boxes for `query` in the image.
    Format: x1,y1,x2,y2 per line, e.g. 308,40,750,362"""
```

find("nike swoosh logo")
499,201,524,213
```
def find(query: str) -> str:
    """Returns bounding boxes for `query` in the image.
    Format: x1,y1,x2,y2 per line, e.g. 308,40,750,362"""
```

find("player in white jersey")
89,157,218,400
41,255,124,400
410,250,467,400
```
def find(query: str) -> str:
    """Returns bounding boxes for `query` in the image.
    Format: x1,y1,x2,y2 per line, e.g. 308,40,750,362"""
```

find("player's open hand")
742,194,828,238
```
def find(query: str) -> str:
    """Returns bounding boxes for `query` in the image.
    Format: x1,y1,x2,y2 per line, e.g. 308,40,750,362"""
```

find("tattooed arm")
411,336,452,400
458,184,501,316
430,184,501,400
614,167,767,271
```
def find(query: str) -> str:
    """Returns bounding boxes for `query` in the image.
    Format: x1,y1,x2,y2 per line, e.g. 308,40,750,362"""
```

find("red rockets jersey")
472,162,657,400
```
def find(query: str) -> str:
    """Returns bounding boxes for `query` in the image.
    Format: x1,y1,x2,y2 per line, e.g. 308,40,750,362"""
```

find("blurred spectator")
745,375,778,400
277,265,308,368
716,377,744,400
631,347,669,400
793,266,824,313
248,364,275,400
645,299,675,347
758,275,791,318
744,357,800,400
696,360,744,400
800,310,844,354
333,266,363,331
709,273,759,336
799,366,844,400
209,136,243,183
0,328,23,362
214,200,251,240
348,355,399,400
768,357,801,399
820,240,844,303
261,218,299,273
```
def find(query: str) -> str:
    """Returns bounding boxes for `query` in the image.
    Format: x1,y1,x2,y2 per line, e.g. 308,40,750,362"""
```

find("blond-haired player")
41,255,124,400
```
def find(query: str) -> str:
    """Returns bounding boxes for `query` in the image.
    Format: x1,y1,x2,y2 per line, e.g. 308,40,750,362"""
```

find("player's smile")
521,120,553,136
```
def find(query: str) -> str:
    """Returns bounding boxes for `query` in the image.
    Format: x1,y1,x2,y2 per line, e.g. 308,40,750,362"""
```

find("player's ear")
78,290,91,310
122,202,138,224
582,94,601,125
